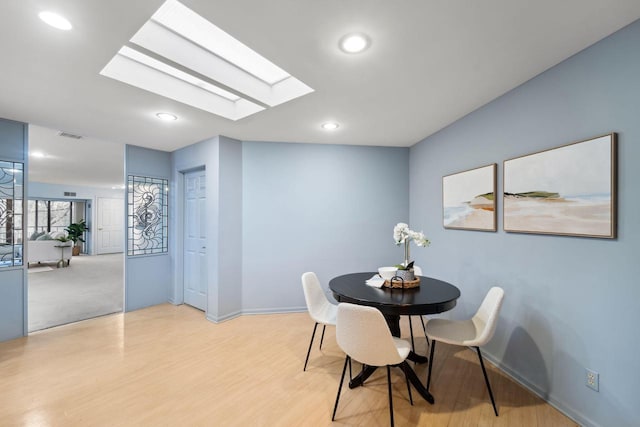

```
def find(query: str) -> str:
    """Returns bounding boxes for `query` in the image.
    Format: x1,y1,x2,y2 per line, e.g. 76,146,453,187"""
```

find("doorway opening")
26,123,126,332
26,197,124,332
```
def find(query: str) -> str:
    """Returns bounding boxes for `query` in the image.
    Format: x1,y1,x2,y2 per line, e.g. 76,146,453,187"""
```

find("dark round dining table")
328,272,461,404
330,272,460,315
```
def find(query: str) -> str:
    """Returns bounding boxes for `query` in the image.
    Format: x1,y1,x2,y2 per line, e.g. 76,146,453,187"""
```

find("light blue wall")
0,269,25,340
171,135,243,321
171,136,218,312
0,118,28,341
174,138,406,320
217,136,243,319
242,142,410,313
124,145,171,311
0,119,27,160
409,20,640,427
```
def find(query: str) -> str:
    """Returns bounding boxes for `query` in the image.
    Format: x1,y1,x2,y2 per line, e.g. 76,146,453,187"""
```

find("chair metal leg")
420,316,430,346
476,347,498,416
303,323,318,371
426,340,436,392
319,324,326,350
404,367,413,406
332,356,350,421
408,316,416,353
387,365,395,427
348,357,353,381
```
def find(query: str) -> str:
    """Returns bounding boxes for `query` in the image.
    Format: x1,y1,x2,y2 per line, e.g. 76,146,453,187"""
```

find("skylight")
118,46,240,102
99,0,313,120
101,47,264,121
150,0,289,85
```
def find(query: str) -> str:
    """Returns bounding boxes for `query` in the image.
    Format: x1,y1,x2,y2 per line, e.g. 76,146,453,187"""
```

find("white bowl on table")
378,266,397,281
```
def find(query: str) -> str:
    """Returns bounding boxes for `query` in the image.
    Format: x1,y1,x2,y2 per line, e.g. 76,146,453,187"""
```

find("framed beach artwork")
443,164,497,231
503,133,617,238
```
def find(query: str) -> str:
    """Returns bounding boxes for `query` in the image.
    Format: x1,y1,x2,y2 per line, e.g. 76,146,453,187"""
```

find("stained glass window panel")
127,175,168,256
0,161,23,267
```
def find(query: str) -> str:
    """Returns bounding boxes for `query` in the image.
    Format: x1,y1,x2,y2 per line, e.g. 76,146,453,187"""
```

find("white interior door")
96,197,124,254
183,170,207,310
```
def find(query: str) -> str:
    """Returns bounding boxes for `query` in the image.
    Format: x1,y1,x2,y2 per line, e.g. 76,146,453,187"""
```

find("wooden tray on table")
383,277,420,289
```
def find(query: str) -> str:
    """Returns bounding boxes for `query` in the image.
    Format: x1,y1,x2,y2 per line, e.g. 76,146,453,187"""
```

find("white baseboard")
204,306,307,323
241,306,307,316
205,310,240,323
481,351,598,427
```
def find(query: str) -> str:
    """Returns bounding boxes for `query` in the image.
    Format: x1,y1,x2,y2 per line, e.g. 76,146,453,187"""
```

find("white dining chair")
407,265,429,352
425,286,505,416
332,303,413,427
301,272,338,371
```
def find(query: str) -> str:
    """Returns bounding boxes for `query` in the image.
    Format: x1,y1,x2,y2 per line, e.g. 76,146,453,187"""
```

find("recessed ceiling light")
31,151,45,158
339,33,370,53
38,11,72,31
321,122,340,131
156,112,178,121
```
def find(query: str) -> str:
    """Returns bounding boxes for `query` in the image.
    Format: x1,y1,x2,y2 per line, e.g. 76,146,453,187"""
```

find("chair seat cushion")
315,302,337,326
392,337,411,361
425,318,484,347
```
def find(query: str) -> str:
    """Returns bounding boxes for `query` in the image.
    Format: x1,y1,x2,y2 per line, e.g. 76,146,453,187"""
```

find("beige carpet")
28,254,124,332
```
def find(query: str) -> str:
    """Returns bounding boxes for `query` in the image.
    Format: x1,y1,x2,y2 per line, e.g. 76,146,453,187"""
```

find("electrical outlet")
586,369,599,392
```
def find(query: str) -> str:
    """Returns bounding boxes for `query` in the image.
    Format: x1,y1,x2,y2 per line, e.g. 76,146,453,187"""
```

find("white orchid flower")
392,223,430,265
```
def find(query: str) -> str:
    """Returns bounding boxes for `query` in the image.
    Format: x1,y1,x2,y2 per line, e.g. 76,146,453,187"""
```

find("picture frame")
443,163,497,231
503,133,617,238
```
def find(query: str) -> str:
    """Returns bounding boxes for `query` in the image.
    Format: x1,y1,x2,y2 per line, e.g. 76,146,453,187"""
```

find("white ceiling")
2,1,640,187
28,125,124,189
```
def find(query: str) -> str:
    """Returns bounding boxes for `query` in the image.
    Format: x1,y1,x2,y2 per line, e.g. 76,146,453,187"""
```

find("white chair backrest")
471,287,505,346
413,265,423,276
336,303,405,366
301,272,331,323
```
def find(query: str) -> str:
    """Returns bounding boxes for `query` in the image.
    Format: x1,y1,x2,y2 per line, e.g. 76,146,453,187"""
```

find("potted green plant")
64,219,88,256
54,235,72,246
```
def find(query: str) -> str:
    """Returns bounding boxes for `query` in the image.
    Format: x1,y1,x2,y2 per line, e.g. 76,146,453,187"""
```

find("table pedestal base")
384,313,429,364
349,363,434,404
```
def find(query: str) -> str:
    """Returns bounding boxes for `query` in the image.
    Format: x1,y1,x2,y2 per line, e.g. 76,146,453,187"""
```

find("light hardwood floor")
0,304,577,426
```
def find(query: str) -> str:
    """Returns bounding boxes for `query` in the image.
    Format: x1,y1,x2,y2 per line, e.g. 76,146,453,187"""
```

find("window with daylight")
0,161,24,267
127,175,168,256
27,200,74,236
